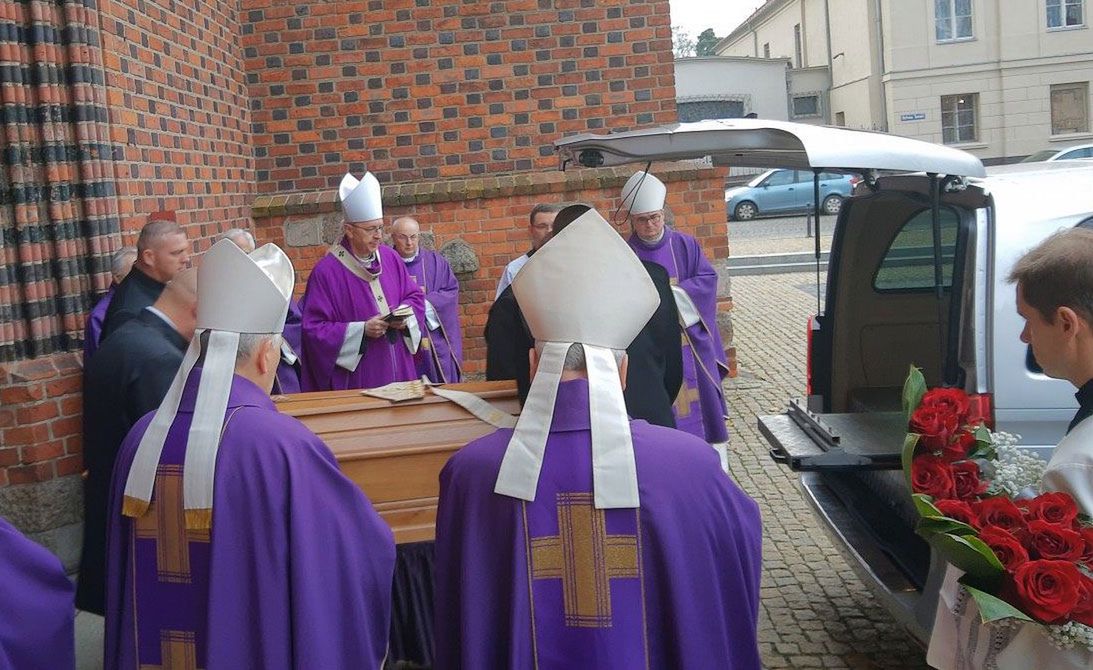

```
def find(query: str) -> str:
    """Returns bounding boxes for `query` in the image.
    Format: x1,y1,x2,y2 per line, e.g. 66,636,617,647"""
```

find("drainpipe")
824,0,834,124
874,0,889,131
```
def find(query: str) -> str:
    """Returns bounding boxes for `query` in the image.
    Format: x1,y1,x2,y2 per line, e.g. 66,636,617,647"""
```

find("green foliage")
930,533,1005,583
901,432,920,491
902,366,927,423
960,578,1034,624
695,28,720,57
913,495,979,537
968,424,996,460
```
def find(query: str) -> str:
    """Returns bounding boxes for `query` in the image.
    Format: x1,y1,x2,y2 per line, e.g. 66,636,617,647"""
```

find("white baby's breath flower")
985,430,1047,497
1046,621,1093,653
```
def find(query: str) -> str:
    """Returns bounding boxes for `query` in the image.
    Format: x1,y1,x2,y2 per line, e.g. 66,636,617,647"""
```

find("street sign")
900,112,926,122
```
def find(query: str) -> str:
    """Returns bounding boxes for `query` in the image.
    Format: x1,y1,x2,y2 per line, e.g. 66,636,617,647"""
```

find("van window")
873,208,960,292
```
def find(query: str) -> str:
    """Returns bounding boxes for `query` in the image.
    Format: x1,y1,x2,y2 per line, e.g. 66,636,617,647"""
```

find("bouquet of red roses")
901,367,1093,649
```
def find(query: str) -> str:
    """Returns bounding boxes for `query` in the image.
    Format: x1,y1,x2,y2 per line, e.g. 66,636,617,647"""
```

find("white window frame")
1046,0,1086,30
940,93,978,145
935,0,975,43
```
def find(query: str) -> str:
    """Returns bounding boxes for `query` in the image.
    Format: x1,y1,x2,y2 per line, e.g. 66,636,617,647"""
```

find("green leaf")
973,424,992,443
902,365,927,422
930,533,1005,582
913,496,979,538
902,433,921,491
959,578,1034,624
969,424,996,460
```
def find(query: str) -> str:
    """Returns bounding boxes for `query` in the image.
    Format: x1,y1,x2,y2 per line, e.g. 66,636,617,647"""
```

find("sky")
668,0,767,40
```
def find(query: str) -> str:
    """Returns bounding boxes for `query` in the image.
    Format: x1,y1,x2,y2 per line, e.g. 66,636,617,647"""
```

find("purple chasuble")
103,371,396,669
403,249,463,383
434,379,763,669
0,518,75,670
628,230,729,442
83,285,115,361
275,298,303,394
301,241,426,391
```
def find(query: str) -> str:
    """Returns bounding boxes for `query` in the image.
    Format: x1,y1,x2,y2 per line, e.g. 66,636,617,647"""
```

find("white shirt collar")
145,306,177,332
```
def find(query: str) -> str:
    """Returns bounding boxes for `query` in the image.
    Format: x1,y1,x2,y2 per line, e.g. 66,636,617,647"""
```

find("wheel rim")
823,196,842,214
735,202,756,220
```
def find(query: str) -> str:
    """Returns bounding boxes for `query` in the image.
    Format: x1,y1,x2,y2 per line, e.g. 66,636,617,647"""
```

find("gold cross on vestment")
138,629,202,670
529,492,640,628
133,464,210,584
674,382,700,419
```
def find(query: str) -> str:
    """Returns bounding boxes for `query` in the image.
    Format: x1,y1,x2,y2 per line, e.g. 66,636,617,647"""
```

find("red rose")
1012,559,1083,624
950,461,987,501
935,499,979,529
1073,574,1093,627
965,393,989,428
941,430,976,462
979,526,1030,571
919,387,971,424
1081,527,1093,568
911,455,956,500
1024,492,1080,529
910,405,960,452
974,497,1028,535
1026,520,1086,561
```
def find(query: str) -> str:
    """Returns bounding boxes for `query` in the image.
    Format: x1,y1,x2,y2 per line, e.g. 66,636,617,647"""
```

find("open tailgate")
760,398,907,471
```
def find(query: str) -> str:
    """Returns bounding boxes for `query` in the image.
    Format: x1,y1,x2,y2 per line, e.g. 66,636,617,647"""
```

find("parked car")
1020,142,1093,162
725,168,860,220
555,119,1093,646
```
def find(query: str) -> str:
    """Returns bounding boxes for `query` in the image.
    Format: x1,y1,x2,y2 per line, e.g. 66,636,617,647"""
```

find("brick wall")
254,163,728,376
242,0,676,192
100,0,254,246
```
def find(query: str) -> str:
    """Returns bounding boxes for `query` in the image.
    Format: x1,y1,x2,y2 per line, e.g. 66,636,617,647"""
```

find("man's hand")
388,318,408,331
364,316,389,338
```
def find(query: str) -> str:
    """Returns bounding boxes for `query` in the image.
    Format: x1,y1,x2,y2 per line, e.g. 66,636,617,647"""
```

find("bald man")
101,219,191,340
78,270,199,615
391,216,463,383
218,228,256,253
84,246,137,361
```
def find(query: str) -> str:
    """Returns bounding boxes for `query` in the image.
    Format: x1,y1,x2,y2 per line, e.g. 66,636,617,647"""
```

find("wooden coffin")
274,381,520,544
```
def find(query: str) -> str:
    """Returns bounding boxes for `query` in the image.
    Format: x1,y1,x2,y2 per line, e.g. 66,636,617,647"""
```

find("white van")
555,120,1093,644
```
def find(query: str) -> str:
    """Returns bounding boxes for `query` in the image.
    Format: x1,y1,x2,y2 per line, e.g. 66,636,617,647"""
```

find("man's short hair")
136,220,184,254
111,247,137,275
536,342,625,371
551,204,592,234
529,203,566,225
217,228,255,249
1008,227,1093,324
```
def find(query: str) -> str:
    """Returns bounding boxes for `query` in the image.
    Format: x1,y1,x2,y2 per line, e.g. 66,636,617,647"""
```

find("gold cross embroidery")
137,630,201,670
529,492,640,628
674,382,700,419
133,465,210,584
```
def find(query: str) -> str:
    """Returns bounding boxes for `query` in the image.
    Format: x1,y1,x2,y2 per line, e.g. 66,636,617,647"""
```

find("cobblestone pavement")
725,270,929,669
728,213,835,256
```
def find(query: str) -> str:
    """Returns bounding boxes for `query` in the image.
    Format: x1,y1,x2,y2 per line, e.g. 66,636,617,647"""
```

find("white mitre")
122,239,295,529
339,171,383,223
494,205,659,509
620,170,666,216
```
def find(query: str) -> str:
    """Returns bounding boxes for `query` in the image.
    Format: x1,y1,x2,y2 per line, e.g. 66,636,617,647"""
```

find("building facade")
718,0,1093,162
0,0,729,568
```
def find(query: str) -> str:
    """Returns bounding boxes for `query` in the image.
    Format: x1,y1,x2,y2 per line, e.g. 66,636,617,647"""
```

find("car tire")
822,194,843,215
733,201,758,221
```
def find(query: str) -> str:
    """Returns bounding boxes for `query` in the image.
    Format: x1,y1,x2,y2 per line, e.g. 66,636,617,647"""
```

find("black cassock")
77,309,186,614
484,259,683,428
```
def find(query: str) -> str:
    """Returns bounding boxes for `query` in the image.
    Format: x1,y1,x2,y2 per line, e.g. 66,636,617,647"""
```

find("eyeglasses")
392,233,419,242
632,212,663,225
347,222,384,235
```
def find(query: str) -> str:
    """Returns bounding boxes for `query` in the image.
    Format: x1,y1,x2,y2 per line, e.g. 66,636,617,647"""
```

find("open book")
382,304,414,323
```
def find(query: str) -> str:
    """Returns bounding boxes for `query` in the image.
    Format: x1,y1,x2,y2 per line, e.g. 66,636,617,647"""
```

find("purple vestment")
0,517,75,670
103,371,395,669
301,242,426,391
403,249,463,383
275,298,303,394
434,379,763,669
83,285,115,361
629,230,729,442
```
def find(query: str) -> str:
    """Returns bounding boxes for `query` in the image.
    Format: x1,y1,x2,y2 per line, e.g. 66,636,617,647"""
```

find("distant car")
1020,143,1093,162
724,169,860,220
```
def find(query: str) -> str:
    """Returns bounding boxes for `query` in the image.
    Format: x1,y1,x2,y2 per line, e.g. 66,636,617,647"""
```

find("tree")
695,28,720,57
672,25,695,58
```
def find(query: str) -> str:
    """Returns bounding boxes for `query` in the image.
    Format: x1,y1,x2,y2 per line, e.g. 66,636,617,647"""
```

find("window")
677,99,746,122
1059,146,1093,159
763,42,770,58
935,0,974,41
941,93,978,144
764,170,797,187
873,208,960,292
792,95,820,117
1050,82,1089,135
835,111,846,126
794,24,803,68
1047,0,1084,28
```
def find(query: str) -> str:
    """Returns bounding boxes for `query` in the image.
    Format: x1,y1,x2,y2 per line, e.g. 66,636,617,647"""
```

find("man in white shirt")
494,203,563,299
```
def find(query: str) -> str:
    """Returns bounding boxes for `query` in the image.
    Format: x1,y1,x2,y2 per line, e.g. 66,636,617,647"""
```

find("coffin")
273,380,520,544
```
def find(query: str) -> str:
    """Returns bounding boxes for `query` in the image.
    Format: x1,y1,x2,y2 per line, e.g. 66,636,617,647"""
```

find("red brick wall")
99,0,254,246
254,164,727,376
0,355,84,488
242,0,676,193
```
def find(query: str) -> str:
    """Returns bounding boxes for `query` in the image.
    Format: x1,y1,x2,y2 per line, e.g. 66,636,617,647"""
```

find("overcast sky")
669,0,766,39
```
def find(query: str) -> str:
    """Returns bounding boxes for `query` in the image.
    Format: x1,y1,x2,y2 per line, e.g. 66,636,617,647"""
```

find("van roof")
554,119,986,178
